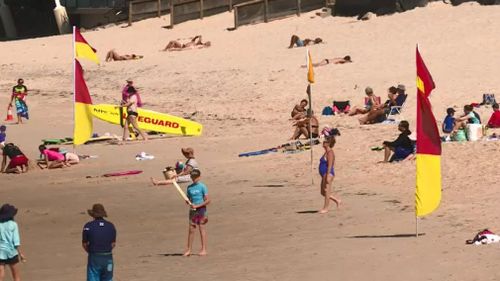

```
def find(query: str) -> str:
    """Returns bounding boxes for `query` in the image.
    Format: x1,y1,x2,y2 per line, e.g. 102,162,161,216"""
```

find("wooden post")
157,0,161,17
128,0,133,26
264,0,268,23
233,5,238,28
297,0,301,16
229,0,232,11
200,0,204,19
170,0,174,27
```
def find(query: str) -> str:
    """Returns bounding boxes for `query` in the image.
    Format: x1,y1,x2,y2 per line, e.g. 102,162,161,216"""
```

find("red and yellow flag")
415,46,441,217
307,49,314,84
75,28,99,64
73,59,93,146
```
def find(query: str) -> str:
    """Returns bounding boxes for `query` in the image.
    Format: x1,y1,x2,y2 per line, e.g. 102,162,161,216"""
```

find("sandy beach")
0,1,500,280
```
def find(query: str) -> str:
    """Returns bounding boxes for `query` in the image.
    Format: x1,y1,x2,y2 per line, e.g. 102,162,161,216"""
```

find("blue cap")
0,125,6,132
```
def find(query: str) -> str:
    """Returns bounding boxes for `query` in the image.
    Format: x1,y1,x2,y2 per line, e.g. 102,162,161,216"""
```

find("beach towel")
466,229,500,245
14,99,29,120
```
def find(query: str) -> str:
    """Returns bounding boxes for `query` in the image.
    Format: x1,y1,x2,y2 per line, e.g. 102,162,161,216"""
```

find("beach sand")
0,1,499,280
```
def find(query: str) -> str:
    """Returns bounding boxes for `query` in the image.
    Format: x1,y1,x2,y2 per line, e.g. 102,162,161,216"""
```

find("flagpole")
415,216,419,237
308,84,313,186
72,26,76,151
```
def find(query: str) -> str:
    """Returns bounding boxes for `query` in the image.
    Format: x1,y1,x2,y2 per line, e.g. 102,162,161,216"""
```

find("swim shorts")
189,207,207,225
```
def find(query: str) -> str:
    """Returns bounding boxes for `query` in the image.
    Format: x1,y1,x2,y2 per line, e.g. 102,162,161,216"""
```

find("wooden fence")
128,0,326,28
233,0,326,29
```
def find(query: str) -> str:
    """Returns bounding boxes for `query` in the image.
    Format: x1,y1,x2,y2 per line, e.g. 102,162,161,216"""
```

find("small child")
0,204,26,281
184,169,210,256
442,108,455,134
0,125,6,145
487,103,500,128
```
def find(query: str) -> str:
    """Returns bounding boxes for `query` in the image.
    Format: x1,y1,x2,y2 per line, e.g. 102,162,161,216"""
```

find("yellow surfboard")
91,104,202,136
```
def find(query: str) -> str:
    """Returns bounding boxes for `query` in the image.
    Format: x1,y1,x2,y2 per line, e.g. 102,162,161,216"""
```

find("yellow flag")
307,50,314,84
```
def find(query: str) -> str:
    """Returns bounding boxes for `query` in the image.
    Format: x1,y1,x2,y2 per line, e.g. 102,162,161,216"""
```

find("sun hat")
397,84,406,91
126,78,133,82
87,203,107,218
0,204,18,222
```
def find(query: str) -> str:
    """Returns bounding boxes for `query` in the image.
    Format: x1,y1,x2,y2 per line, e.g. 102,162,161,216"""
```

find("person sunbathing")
301,56,352,68
163,35,211,51
288,35,323,48
105,49,143,62
359,86,398,125
348,87,380,116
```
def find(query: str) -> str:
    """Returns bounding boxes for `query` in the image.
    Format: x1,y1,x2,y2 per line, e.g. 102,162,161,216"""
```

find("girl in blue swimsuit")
319,136,341,214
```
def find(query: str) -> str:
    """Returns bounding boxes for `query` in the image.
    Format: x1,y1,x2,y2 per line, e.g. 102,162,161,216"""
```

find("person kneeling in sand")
163,35,211,51
105,49,143,62
1,143,30,174
290,110,319,140
301,56,352,67
151,148,199,186
38,145,66,169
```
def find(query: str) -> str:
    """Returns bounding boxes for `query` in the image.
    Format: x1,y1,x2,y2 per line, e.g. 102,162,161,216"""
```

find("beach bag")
322,106,334,116
482,94,496,105
332,101,350,114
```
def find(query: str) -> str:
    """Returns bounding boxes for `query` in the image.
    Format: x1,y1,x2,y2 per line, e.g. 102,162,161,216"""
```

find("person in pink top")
37,145,65,169
122,78,142,107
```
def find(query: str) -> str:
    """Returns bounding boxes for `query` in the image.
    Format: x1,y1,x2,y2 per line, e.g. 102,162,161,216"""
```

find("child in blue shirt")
0,125,6,144
442,108,455,134
184,169,210,257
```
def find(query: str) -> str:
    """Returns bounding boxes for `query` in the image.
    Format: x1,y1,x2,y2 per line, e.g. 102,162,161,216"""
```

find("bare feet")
198,250,207,256
318,209,329,214
183,251,191,257
150,177,158,186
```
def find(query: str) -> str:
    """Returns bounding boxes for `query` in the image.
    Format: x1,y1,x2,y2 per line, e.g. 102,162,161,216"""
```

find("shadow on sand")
159,253,184,257
347,233,426,239
296,210,319,214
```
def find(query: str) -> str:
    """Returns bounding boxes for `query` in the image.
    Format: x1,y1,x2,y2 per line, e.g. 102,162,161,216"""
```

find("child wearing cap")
442,108,455,134
183,169,210,256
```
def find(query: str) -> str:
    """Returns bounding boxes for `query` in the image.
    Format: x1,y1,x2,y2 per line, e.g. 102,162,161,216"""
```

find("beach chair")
386,93,408,120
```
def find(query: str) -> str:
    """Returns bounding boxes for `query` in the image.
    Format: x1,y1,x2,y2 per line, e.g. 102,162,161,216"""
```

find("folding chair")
386,94,408,120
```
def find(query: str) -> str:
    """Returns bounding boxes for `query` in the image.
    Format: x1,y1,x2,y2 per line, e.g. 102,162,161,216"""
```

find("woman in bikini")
348,87,380,116
288,35,323,48
163,35,211,51
318,136,341,214
105,49,143,62
301,56,352,68
116,86,148,141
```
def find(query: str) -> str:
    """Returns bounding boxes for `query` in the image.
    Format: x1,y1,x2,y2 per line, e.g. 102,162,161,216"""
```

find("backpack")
322,106,334,116
482,94,496,105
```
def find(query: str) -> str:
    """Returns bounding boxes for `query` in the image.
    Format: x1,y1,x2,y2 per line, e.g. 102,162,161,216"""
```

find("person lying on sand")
291,110,319,140
288,35,323,48
1,143,29,174
381,121,414,163
105,49,143,62
301,56,352,67
163,35,211,51
291,99,308,120
348,87,380,116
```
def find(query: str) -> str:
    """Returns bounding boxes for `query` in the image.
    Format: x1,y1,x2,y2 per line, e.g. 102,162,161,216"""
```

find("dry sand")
0,1,500,280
